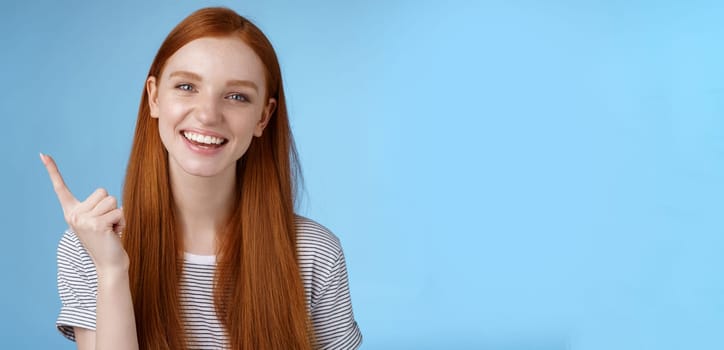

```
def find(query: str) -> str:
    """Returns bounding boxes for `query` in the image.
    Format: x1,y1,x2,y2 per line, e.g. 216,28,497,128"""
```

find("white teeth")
183,131,225,145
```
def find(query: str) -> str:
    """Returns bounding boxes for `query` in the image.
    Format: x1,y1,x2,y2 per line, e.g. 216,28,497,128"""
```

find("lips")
180,130,228,155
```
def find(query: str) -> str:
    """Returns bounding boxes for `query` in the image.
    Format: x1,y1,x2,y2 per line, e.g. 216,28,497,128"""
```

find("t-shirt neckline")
183,252,216,265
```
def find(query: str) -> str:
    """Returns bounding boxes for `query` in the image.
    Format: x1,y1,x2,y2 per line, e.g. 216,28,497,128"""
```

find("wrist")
96,265,130,287
91,252,130,279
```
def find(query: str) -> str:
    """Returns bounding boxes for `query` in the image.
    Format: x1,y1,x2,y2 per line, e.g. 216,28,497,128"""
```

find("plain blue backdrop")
2,0,723,349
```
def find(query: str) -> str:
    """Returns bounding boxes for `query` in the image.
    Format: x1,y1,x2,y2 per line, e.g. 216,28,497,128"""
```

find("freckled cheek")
227,110,263,134
157,99,194,127
165,99,193,118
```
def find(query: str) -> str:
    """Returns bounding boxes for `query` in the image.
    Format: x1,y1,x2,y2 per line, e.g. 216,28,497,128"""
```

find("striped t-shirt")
56,216,362,349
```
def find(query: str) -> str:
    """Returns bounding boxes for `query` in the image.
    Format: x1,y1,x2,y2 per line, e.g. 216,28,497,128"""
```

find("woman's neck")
169,161,236,255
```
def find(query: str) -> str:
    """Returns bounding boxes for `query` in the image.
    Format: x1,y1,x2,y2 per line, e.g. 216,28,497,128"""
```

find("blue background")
2,0,723,349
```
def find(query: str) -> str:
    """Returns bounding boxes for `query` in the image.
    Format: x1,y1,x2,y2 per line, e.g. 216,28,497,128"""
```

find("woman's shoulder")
294,215,344,261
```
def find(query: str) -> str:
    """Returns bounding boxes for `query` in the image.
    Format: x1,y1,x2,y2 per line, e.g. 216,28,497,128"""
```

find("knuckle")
89,220,103,233
108,196,118,207
68,212,79,226
96,188,108,197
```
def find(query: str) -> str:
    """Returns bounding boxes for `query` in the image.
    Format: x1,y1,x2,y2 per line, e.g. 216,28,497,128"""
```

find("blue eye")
228,93,249,102
176,83,194,91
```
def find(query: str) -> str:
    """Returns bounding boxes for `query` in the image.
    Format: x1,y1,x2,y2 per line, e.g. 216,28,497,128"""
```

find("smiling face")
146,36,276,179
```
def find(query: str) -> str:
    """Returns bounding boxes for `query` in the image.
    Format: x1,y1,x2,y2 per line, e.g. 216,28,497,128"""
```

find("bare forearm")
95,269,139,350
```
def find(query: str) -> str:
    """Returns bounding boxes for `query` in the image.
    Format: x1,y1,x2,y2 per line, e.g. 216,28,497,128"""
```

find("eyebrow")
168,70,259,92
168,70,201,82
227,79,259,91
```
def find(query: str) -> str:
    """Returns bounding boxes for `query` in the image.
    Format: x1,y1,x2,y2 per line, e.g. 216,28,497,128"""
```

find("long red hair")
121,7,312,349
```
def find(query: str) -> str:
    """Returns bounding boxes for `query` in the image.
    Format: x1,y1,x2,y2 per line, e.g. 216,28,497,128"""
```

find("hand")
40,153,129,275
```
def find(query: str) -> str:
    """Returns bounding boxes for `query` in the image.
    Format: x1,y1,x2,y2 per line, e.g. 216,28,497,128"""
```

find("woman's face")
146,36,275,179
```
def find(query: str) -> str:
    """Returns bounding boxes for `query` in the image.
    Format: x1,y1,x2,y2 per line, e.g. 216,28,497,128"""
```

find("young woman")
41,7,362,350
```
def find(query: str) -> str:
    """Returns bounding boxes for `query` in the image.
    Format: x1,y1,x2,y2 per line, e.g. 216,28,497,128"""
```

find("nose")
194,92,222,125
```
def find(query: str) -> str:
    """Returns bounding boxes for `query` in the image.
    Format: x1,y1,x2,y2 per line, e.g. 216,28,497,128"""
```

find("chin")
170,156,232,178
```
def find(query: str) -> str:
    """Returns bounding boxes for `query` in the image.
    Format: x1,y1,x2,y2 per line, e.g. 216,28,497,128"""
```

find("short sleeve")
56,230,98,341
310,247,363,350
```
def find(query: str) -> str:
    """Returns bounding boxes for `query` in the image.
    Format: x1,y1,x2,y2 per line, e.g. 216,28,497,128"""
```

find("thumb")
113,206,126,234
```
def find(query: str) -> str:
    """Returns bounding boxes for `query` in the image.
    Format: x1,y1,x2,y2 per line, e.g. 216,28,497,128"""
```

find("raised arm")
41,153,139,350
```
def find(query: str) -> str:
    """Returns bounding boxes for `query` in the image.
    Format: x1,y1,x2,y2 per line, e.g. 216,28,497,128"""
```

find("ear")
254,98,276,137
146,76,160,119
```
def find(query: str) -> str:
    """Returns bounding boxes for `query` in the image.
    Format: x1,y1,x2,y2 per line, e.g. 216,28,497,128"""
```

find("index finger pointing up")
40,153,79,210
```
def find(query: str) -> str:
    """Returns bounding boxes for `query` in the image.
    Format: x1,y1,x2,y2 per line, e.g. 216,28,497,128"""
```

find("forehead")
161,36,267,88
